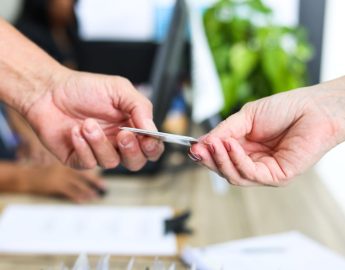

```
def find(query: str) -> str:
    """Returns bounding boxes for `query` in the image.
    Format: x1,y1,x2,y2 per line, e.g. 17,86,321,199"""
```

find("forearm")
0,18,64,115
0,162,29,193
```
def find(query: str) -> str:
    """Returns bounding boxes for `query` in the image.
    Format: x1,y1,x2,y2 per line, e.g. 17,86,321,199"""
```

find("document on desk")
0,205,177,256
182,231,345,270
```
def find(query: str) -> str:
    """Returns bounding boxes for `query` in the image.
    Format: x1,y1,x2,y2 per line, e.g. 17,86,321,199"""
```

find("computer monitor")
150,0,188,130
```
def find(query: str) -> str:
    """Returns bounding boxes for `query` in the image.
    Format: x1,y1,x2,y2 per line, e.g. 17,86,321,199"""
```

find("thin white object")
73,254,90,270
120,127,198,146
187,1,224,123
182,231,345,270
0,205,177,256
126,258,135,270
96,255,110,270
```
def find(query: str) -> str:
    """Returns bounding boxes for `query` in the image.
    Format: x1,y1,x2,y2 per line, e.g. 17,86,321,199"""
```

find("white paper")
188,2,224,123
75,0,155,41
182,231,345,270
0,205,177,256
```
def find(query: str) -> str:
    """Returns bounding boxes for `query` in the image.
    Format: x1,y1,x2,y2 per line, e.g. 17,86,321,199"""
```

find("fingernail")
188,149,202,162
225,142,231,152
144,140,159,152
120,137,134,149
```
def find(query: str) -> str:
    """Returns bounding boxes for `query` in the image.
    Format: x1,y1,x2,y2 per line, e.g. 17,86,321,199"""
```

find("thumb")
114,77,158,131
208,108,252,140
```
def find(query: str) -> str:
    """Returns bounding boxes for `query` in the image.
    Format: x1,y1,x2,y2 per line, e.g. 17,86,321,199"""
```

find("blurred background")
0,0,345,269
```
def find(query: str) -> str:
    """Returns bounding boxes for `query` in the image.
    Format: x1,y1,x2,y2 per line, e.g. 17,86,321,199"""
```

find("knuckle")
115,76,132,87
146,100,153,110
241,101,255,111
215,159,226,170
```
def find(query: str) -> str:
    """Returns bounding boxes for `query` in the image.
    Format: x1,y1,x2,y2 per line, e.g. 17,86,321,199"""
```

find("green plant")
203,0,313,117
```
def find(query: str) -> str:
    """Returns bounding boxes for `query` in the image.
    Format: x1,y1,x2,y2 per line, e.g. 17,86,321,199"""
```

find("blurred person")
0,0,105,203
0,104,105,203
15,0,79,69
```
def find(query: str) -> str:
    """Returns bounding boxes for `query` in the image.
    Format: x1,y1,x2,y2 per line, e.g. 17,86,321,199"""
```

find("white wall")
0,0,22,23
316,0,345,213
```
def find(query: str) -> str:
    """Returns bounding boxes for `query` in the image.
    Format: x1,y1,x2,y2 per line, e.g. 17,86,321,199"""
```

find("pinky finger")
71,126,97,169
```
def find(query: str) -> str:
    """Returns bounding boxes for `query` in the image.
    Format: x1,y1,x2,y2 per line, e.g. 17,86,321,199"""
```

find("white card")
120,127,198,146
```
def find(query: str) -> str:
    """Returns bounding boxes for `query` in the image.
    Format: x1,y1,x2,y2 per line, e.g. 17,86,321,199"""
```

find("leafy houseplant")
203,0,313,118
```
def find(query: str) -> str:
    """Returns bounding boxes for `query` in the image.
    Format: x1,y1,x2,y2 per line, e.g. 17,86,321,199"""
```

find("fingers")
78,169,106,191
226,137,287,186
192,134,287,186
59,170,104,203
72,119,163,171
137,120,164,162
71,125,97,169
81,119,120,169
113,77,154,129
116,130,148,171
112,77,164,161
210,137,258,186
59,180,96,203
189,142,218,172
191,137,257,186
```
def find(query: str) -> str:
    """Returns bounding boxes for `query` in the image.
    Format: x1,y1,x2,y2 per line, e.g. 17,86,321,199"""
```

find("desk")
0,167,344,269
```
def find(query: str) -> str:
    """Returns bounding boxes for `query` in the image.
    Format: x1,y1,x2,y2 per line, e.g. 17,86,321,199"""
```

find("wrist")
15,64,69,118
313,77,345,142
0,19,68,116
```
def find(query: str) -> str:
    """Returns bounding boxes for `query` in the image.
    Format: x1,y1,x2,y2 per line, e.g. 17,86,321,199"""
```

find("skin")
0,18,164,170
0,162,104,203
190,77,345,186
49,0,75,27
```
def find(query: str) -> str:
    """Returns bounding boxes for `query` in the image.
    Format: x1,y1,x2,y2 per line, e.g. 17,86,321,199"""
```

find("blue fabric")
0,105,17,160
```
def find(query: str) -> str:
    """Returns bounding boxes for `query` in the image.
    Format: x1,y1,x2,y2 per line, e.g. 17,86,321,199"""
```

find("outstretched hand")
190,84,345,186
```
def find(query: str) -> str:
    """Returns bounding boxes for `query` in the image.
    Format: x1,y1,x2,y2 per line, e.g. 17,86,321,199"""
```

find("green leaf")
229,43,258,79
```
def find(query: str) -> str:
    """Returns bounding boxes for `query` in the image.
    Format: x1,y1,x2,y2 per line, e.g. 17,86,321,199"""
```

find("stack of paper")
0,205,177,256
182,231,345,270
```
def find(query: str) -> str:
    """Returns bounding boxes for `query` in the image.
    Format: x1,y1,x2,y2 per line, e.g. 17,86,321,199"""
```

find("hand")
16,132,56,165
17,164,105,203
6,106,56,164
24,69,164,170
190,84,345,186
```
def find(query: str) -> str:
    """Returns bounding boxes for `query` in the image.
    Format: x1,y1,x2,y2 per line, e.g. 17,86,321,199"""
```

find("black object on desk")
164,210,193,235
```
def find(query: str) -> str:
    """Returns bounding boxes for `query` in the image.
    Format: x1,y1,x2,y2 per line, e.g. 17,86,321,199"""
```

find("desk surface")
0,167,344,269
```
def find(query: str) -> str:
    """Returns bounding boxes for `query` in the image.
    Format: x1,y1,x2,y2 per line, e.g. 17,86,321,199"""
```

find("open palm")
191,88,342,186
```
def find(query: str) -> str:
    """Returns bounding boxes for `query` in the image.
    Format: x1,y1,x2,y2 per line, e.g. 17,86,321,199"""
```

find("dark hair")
15,0,80,65
19,0,50,26
18,0,79,26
